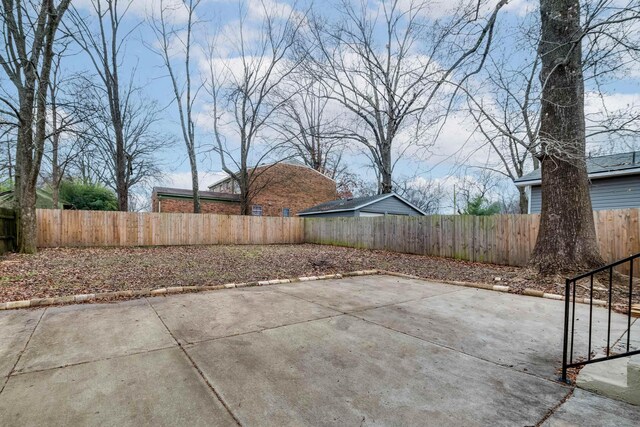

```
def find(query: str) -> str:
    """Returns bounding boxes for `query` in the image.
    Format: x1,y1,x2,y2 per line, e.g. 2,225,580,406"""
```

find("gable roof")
515,151,640,187
153,187,240,202
0,188,66,209
297,193,427,216
207,160,335,190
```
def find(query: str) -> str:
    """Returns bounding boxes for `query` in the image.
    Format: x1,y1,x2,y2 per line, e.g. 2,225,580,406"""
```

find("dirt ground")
0,244,637,307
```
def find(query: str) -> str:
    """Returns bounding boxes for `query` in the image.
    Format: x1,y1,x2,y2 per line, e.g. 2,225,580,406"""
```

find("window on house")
252,205,263,216
282,208,290,217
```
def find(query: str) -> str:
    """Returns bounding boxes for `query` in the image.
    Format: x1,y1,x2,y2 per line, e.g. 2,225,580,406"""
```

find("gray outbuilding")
297,193,426,218
515,151,640,214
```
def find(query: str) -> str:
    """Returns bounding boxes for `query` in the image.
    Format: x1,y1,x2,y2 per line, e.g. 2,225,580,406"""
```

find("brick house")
151,162,337,216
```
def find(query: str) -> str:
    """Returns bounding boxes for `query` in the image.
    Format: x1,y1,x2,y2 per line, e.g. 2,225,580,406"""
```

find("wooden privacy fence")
35,208,640,271
305,214,539,266
0,207,16,254
304,208,640,268
36,209,304,247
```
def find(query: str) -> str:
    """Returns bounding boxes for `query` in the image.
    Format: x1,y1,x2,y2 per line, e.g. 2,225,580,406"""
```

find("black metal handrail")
561,253,640,383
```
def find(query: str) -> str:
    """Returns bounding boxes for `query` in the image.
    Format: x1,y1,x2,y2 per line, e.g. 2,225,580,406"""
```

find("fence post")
561,278,571,383
0,207,17,254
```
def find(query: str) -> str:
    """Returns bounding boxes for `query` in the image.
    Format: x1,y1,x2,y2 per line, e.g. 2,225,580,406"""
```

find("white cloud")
246,0,295,20
585,91,640,114
393,0,533,21
74,0,191,23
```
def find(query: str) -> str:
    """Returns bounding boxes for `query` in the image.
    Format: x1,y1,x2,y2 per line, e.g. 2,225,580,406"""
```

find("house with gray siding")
514,151,640,214
297,193,426,218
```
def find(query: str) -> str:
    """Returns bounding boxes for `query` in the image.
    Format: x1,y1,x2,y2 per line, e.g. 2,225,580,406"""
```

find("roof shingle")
515,151,640,184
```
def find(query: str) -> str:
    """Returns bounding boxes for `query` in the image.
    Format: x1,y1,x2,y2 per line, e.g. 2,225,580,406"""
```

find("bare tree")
206,1,308,215
68,77,170,199
306,0,508,194
67,0,139,211
0,93,16,183
273,75,348,178
0,131,15,184
44,45,92,208
0,0,72,252
149,0,202,213
452,168,505,215
529,0,640,274
463,4,640,215
395,177,444,214
465,53,541,214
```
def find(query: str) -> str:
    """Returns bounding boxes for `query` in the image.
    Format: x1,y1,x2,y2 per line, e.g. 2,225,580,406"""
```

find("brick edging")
0,269,379,311
0,268,607,311
376,270,608,307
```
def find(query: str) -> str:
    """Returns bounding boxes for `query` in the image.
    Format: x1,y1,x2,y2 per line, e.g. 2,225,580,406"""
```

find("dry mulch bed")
0,244,637,308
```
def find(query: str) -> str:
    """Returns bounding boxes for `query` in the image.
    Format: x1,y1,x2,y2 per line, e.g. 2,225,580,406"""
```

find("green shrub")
59,180,118,211
461,195,502,216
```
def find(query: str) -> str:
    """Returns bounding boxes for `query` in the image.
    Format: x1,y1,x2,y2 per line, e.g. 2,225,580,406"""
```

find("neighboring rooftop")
298,192,426,216
152,187,240,201
0,188,66,209
207,160,334,190
515,151,640,186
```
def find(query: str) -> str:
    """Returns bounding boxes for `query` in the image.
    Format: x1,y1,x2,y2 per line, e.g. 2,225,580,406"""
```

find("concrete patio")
0,275,638,426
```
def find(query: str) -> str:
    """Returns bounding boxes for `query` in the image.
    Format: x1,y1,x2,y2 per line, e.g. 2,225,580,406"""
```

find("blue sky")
46,0,640,207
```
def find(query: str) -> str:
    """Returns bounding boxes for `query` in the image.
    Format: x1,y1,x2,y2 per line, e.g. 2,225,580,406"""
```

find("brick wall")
249,163,337,216
151,163,337,216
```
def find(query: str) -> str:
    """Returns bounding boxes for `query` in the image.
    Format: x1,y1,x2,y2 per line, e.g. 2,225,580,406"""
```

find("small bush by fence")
304,209,640,270
36,209,304,247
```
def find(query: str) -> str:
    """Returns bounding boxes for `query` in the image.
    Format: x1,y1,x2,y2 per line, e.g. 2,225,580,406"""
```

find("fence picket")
34,208,640,270
36,209,305,247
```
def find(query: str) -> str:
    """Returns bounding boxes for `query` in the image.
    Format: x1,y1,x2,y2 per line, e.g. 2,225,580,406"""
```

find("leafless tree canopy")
67,0,143,211
67,77,170,196
148,0,203,213
206,0,308,215
272,75,348,180
304,0,508,194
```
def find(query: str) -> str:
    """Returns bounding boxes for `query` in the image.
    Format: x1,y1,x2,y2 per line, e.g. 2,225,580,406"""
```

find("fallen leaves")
0,244,637,307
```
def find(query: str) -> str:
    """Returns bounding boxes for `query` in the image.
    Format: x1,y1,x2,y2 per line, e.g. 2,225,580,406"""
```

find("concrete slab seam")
533,388,575,427
0,308,46,396
144,298,243,426
7,345,178,379
348,312,571,388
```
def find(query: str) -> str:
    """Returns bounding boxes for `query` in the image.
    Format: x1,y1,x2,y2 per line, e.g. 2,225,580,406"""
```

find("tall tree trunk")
188,150,200,213
52,146,60,209
529,0,604,274
380,144,393,194
51,92,60,209
518,186,528,214
15,98,37,254
239,169,250,216
113,123,129,212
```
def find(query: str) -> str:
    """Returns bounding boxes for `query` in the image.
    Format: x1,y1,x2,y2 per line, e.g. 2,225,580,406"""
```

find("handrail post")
561,278,571,383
